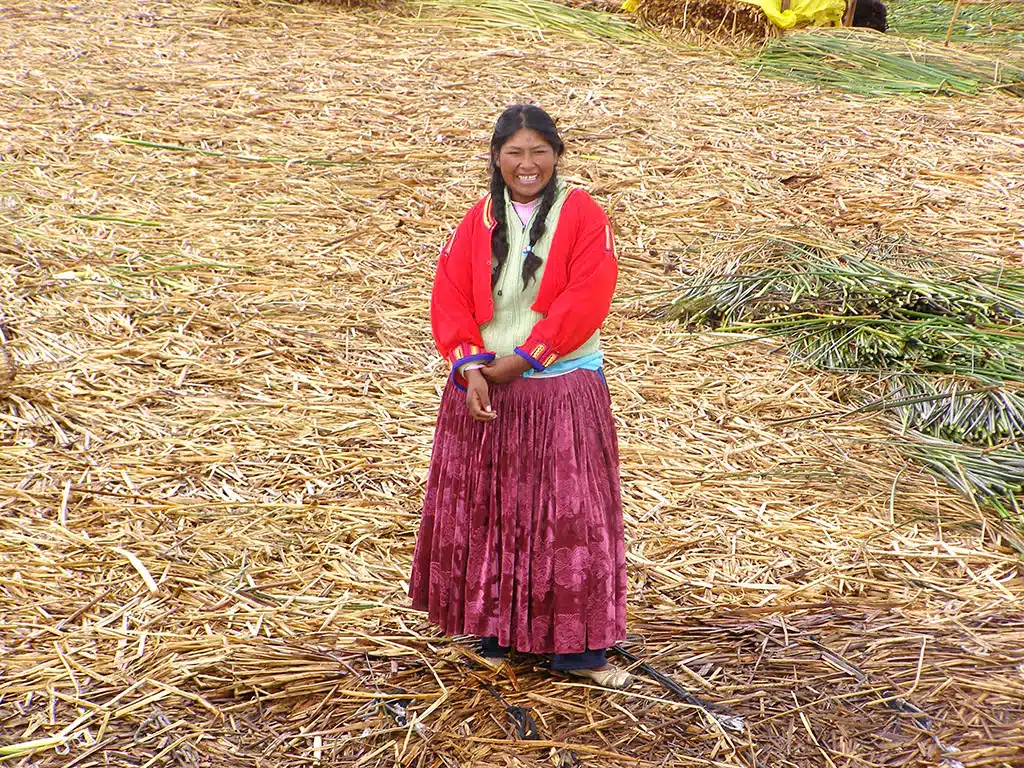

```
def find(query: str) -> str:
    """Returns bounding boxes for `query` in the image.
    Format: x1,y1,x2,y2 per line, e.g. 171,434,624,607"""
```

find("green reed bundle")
656,234,1024,521
749,30,1024,97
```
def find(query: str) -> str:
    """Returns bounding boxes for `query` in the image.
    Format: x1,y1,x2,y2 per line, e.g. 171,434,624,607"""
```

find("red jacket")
430,188,617,384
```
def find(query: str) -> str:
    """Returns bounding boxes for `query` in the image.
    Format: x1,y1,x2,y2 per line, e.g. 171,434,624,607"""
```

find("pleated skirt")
409,370,626,654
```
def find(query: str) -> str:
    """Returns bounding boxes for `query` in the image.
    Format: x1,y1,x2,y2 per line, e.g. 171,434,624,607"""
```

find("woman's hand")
465,369,497,422
482,354,532,386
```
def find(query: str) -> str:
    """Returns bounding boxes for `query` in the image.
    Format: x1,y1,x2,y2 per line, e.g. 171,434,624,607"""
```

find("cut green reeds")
782,318,1024,381
656,237,1024,382
414,0,657,44
655,233,1024,517
900,431,1024,524
656,240,1024,329
889,0,1024,47
860,372,1024,447
749,29,1024,97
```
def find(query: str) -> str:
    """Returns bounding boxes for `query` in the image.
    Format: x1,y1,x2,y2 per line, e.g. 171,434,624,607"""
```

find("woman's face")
495,128,558,203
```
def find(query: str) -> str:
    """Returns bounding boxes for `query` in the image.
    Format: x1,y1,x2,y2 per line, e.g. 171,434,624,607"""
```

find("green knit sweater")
481,183,601,362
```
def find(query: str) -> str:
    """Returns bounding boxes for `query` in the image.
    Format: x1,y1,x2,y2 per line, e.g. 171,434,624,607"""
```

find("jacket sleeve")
515,195,617,370
430,206,496,383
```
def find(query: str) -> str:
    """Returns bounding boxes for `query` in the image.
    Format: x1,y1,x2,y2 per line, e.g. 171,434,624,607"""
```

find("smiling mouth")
517,174,539,183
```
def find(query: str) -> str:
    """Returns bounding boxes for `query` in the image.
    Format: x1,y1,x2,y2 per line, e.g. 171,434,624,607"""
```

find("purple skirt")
409,370,627,654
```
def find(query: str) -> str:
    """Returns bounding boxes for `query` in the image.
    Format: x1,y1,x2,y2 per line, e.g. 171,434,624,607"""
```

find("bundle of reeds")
656,234,1024,522
889,0,1024,46
656,241,1024,379
902,432,1024,520
750,29,1024,97
414,0,656,44
873,372,1024,447
625,0,775,39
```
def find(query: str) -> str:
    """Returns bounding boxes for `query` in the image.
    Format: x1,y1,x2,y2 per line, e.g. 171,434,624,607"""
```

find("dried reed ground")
1,0,1024,765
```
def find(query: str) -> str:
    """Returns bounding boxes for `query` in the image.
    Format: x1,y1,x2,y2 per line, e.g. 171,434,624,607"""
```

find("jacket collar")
482,193,497,231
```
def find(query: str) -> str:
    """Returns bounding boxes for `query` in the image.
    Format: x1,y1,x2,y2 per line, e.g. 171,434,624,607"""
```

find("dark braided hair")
488,105,565,290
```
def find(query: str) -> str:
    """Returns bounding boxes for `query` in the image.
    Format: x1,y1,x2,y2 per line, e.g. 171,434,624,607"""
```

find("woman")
410,105,630,689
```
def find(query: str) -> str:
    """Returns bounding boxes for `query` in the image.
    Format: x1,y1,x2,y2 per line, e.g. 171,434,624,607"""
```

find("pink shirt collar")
511,197,541,226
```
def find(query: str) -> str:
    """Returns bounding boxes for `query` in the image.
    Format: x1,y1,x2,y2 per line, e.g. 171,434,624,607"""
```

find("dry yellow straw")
2,0,1023,766
945,0,965,46
114,547,161,595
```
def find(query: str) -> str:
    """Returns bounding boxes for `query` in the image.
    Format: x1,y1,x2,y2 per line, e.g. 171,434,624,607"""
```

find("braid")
521,171,557,289
490,169,510,288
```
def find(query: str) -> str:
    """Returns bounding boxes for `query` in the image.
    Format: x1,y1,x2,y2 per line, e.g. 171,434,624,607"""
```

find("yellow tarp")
621,0,847,29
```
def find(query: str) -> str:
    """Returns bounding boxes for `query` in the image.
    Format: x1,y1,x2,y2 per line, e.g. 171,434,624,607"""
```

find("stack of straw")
626,0,775,39
414,0,656,44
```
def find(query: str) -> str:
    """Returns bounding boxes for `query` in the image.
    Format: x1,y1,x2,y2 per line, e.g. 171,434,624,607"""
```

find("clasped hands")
465,354,533,423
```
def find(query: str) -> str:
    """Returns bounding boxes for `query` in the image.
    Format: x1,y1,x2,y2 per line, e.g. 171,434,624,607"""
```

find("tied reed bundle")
414,0,657,44
626,0,775,40
750,29,1024,97
889,0,1024,46
656,233,1024,522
